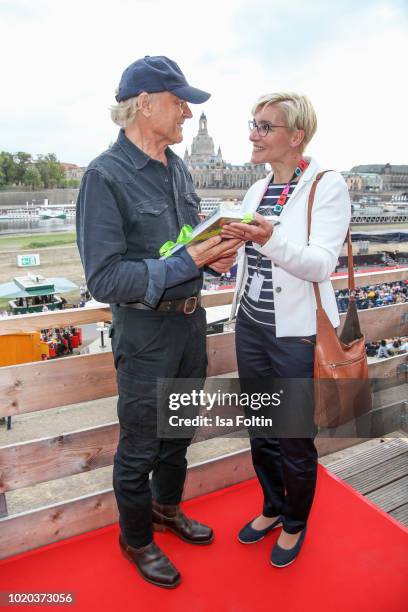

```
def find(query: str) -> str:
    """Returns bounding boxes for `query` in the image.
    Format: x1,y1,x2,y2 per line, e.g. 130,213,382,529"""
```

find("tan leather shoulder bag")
308,171,372,428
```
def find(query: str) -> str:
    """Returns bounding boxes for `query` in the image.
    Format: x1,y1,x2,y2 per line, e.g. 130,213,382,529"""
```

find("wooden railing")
0,268,407,558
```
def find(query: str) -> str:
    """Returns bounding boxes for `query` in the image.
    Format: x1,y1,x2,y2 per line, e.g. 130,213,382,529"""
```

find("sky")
0,0,407,172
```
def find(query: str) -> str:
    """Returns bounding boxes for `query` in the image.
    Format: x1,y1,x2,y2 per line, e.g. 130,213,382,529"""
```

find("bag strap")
307,171,355,310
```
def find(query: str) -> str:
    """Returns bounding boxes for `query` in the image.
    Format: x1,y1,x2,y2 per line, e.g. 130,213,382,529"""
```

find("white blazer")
230,157,351,337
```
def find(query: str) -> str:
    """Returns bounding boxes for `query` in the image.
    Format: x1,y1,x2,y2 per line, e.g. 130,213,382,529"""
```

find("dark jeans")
111,304,207,548
235,307,318,534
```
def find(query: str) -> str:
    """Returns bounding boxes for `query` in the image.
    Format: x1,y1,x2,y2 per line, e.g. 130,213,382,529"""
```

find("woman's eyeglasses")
248,120,287,137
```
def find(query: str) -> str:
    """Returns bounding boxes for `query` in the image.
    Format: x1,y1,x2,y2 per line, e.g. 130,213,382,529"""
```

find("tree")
23,165,42,190
0,151,18,186
14,152,32,185
36,153,65,188
66,178,80,188
0,150,68,189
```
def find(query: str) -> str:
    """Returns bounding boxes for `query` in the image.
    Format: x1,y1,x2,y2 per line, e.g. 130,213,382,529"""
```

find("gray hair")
110,90,155,128
252,92,317,152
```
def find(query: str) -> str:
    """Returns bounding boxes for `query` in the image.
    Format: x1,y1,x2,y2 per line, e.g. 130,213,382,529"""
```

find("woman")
221,92,351,567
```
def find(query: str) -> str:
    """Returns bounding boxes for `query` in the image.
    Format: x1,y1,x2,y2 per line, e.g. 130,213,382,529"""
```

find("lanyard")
255,158,309,273
272,158,309,213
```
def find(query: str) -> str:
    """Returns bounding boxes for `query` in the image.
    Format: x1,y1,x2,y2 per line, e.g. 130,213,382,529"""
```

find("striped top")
240,181,296,327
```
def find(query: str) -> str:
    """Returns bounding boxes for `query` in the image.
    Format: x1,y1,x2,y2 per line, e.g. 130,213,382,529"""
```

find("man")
76,56,241,589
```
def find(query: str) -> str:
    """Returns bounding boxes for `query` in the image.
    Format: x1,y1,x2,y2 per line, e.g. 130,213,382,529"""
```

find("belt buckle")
184,296,198,315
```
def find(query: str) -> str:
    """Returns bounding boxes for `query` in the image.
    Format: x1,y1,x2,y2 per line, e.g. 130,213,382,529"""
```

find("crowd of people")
13,294,59,311
336,280,408,313
366,336,408,358
40,326,81,357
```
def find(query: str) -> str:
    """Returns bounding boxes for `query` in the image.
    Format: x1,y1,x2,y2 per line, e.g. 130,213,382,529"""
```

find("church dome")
190,113,215,162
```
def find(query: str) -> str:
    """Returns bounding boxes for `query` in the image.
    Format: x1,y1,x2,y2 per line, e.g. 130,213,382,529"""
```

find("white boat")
0,209,36,220
37,208,66,219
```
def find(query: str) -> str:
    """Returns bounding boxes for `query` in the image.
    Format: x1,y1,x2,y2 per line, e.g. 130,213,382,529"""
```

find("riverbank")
0,231,76,251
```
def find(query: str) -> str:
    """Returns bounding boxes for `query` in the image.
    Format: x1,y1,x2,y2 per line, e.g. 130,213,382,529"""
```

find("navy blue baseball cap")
116,55,211,104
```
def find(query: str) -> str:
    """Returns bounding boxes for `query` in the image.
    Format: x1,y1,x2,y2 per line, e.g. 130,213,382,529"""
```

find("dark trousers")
111,305,207,548
235,307,318,534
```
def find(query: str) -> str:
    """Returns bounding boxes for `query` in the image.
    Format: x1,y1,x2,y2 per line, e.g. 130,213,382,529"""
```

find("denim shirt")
76,129,203,306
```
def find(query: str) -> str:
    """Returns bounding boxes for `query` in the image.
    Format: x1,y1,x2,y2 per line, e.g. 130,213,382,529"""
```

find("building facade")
349,164,408,191
184,114,267,189
341,172,383,191
62,163,85,182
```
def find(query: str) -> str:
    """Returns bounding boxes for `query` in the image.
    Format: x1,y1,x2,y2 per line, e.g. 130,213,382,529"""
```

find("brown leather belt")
120,295,201,315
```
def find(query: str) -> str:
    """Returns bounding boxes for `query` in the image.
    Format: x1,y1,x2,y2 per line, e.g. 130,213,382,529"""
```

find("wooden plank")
208,330,406,378
0,423,119,493
206,332,237,376
2,430,404,559
202,304,407,374
0,305,112,336
183,448,254,501
0,489,118,560
0,352,116,418
0,268,405,336
339,303,408,343
389,503,408,527
0,335,406,418
201,290,234,308
368,400,408,438
0,387,403,492
344,453,408,494
372,385,408,410
327,438,408,479
332,267,408,290
0,448,255,559
0,492,7,518
369,354,408,379
365,474,408,512
0,302,405,421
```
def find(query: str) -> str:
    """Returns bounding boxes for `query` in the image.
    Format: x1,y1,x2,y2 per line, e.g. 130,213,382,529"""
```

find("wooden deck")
1,267,407,558
325,434,408,527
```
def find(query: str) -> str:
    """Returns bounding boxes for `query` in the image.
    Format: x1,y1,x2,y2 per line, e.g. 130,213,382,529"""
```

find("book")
160,202,253,258
159,202,282,258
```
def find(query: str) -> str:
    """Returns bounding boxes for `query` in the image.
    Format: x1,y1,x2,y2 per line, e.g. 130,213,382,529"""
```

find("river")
0,217,76,236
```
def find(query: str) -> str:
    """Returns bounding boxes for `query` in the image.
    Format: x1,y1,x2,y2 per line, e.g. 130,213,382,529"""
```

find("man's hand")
187,236,243,268
220,212,274,246
207,255,237,274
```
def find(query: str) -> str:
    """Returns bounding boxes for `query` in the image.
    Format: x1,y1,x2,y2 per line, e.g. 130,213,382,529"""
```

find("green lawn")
0,232,76,251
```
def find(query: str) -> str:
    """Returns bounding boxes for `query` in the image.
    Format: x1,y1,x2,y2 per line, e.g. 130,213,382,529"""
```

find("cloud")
0,0,406,170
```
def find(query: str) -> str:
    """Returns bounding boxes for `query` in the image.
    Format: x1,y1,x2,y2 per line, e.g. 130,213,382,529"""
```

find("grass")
0,232,76,251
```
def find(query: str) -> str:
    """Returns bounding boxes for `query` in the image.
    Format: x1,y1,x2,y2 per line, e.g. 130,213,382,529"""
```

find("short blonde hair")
252,92,317,152
110,91,155,128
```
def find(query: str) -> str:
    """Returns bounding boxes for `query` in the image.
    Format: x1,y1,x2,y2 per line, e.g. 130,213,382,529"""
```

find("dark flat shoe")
270,528,307,567
238,515,282,544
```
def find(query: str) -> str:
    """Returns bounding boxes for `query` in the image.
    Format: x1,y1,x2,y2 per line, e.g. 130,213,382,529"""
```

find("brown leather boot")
152,501,214,544
119,533,181,589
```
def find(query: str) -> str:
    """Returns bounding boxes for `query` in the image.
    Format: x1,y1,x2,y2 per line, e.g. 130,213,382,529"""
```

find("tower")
188,113,215,163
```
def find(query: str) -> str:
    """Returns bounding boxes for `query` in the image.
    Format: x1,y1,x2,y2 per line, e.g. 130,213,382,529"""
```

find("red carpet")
1,466,407,612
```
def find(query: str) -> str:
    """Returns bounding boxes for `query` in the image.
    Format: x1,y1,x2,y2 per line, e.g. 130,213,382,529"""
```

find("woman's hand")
220,212,274,246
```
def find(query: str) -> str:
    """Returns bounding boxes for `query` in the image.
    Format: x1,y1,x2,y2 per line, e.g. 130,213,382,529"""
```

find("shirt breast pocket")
130,197,170,253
